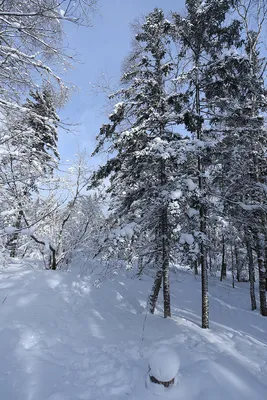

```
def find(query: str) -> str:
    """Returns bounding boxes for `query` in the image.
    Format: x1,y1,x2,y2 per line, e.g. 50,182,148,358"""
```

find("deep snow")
0,259,267,400
149,345,180,381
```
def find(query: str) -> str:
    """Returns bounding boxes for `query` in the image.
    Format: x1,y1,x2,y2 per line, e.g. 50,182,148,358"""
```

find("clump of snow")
149,345,180,382
4,226,17,235
1,209,18,217
114,102,124,113
20,227,36,236
185,178,197,191
10,22,21,29
187,208,199,218
3,226,36,236
170,189,182,200
121,223,135,239
238,202,260,211
180,233,194,245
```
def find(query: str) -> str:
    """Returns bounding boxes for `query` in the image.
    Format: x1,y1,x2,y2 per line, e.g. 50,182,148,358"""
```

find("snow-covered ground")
1,260,267,400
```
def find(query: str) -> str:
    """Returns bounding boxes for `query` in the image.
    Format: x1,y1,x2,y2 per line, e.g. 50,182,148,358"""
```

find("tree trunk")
201,240,209,328
161,205,171,318
196,66,209,329
246,239,256,310
8,211,23,257
235,246,240,282
209,250,212,272
265,244,267,291
137,255,144,277
220,235,227,281
149,208,171,319
194,259,198,275
160,158,171,318
149,269,163,314
50,247,57,270
199,195,208,328
231,243,235,288
256,233,267,316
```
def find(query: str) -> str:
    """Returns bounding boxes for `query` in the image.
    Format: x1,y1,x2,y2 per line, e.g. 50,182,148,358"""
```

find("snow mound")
149,345,180,382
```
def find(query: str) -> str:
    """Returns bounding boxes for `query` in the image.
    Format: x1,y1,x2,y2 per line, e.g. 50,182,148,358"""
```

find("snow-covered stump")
147,346,180,394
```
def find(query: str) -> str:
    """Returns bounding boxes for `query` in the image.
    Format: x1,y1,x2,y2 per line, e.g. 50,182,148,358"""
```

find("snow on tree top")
149,346,180,382
184,178,197,191
180,233,194,245
170,189,183,200
186,208,199,218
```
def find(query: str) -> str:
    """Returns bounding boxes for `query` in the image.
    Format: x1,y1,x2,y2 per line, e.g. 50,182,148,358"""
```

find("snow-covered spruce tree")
91,9,188,318
1,88,60,258
172,0,240,328
23,88,60,174
235,0,267,317
204,0,267,315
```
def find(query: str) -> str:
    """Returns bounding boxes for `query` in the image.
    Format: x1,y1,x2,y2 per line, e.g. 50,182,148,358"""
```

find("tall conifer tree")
92,9,187,317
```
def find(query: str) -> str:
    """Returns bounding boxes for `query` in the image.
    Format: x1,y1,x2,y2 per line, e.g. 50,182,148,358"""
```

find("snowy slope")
0,260,267,400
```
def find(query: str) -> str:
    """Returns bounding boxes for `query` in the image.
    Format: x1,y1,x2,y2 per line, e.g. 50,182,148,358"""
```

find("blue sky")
59,0,186,166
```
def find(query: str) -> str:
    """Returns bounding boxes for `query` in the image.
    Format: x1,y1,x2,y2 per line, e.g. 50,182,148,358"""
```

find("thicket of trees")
2,0,267,330
91,0,267,328
0,1,102,269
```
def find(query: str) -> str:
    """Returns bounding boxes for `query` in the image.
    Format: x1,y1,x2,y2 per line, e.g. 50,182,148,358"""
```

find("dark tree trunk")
50,247,57,270
199,194,208,328
8,211,23,257
264,245,267,291
196,72,209,329
194,259,198,275
137,255,144,277
149,269,163,314
231,243,235,288
201,240,209,328
161,205,171,318
246,239,256,310
220,235,227,281
160,159,171,318
256,233,267,316
235,246,240,282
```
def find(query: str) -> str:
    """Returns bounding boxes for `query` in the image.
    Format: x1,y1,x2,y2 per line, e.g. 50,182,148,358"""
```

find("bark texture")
256,233,267,316
246,239,256,310
149,269,163,314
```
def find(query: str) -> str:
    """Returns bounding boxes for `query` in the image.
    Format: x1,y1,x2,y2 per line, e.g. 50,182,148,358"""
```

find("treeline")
0,1,103,269
91,0,267,328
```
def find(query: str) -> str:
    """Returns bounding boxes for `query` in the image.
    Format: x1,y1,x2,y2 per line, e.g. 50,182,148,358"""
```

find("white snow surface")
0,260,267,399
149,345,180,381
